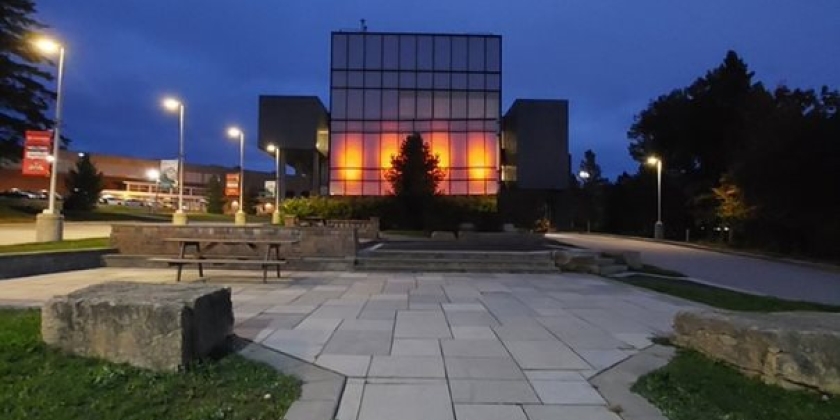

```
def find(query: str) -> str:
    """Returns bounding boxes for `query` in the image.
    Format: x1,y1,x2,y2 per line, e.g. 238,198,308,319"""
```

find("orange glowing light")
343,134,363,181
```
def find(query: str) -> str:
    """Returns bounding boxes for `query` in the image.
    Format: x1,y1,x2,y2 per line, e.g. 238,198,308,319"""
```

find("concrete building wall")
503,99,569,190
258,95,330,196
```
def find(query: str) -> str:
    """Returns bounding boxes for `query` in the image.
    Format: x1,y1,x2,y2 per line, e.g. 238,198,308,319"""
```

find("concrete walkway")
550,233,840,306
0,268,698,420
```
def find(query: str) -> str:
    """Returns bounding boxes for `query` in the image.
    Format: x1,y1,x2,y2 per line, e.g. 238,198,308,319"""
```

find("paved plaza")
0,268,698,420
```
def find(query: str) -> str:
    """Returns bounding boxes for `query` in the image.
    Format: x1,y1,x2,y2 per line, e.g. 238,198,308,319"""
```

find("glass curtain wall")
330,32,501,195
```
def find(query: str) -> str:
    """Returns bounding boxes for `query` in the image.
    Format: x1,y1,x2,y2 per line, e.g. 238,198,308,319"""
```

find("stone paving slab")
0,268,693,420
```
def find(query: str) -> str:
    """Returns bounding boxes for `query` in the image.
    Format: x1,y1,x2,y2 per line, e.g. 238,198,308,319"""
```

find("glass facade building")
329,32,502,195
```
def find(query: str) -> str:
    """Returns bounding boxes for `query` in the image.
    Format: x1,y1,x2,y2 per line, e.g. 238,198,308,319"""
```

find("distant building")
258,30,571,226
499,99,571,227
0,151,310,213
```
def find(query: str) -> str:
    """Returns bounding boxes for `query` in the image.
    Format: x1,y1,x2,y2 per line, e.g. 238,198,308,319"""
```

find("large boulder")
42,282,233,372
674,310,840,395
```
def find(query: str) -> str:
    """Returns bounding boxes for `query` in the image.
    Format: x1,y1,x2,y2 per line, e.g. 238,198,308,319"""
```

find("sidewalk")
0,267,697,420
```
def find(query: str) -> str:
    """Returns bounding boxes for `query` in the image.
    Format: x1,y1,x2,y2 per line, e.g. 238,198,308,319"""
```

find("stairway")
355,248,559,273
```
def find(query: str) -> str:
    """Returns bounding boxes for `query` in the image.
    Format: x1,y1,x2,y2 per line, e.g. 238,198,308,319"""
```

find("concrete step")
594,264,629,276
360,250,553,261
355,264,559,273
355,257,558,273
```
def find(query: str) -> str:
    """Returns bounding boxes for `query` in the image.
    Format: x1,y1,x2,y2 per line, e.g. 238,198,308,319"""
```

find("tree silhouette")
204,175,224,214
384,132,445,228
64,154,103,212
0,0,58,161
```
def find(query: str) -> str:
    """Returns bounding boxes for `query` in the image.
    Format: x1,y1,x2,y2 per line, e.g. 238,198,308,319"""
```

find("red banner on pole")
225,173,240,197
22,130,53,177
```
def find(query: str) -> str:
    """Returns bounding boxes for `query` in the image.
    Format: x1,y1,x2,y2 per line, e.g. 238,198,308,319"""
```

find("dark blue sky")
37,0,840,179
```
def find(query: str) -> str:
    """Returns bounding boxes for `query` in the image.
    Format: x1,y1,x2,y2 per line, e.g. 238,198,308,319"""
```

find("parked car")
123,198,145,207
99,194,122,205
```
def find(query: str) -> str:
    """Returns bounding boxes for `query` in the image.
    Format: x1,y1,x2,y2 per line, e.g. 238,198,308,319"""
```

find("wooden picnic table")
151,237,300,283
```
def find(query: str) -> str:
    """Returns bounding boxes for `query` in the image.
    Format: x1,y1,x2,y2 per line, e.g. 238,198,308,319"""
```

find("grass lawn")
0,203,272,224
0,237,112,254
0,309,300,420
616,274,840,312
633,349,840,420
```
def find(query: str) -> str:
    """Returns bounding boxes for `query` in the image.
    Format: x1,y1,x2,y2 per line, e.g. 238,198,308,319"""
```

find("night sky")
37,0,840,179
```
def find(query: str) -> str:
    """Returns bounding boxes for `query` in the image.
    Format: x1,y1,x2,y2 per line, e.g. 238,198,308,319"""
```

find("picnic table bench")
150,237,299,283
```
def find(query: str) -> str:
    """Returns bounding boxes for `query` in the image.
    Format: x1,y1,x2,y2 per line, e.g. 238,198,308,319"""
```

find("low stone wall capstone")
109,223,358,260
674,310,840,395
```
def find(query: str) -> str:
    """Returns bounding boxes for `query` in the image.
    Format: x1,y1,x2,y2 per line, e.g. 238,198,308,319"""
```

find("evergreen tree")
63,154,103,212
204,175,224,214
384,132,445,228
0,0,57,161
576,150,609,231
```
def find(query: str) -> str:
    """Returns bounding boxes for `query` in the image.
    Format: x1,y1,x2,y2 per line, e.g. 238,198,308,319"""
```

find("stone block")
604,250,643,269
431,231,457,241
674,310,840,395
42,282,233,371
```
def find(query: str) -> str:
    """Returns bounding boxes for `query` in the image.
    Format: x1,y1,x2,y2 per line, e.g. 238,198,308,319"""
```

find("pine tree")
0,0,56,161
64,154,104,212
384,132,445,229
204,175,224,214
385,132,444,198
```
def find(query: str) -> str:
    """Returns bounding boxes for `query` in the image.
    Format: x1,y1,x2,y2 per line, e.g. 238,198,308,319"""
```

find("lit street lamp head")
33,38,62,54
162,97,182,112
146,169,160,182
227,127,243,138
647,156,660,166
266,144,277,153
578,170,590,180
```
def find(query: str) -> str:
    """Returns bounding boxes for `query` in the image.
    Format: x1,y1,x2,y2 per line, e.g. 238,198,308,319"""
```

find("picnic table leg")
177,242,187,282
195,243,204,277
273,244,282,278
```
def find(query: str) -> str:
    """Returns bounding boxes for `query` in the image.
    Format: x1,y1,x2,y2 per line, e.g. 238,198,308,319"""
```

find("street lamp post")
227,127,246,226
33,37,66,242
647,156,664,239
162,98,187,225
578,170,591,233
267,144,282,225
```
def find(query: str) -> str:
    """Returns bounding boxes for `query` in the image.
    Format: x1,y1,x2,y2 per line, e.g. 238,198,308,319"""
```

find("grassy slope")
633,349,840,420
0,237,112,254
0,203,270,224
0,309,300,420
617,274,840,312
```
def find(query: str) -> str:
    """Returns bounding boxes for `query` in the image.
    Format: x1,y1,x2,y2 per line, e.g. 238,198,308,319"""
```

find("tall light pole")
267,144,282,225
578,170,591,233
33,37,66,242
647,156,664,239
162,97,187,225
227,127,246,226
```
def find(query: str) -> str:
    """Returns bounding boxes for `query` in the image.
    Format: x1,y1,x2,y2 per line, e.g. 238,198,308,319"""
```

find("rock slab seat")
42,282,233,372
674,310,840,395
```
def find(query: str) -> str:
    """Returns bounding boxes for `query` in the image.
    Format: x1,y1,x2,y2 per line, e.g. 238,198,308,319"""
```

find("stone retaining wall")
109,223,358,259
0,249,113,279
326,217,379,240
674,310,840,395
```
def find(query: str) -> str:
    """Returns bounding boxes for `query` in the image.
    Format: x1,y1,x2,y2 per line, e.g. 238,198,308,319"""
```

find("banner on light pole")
159,159,178,189
225,173,240,197
264,180,277,198
22,130,53,177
